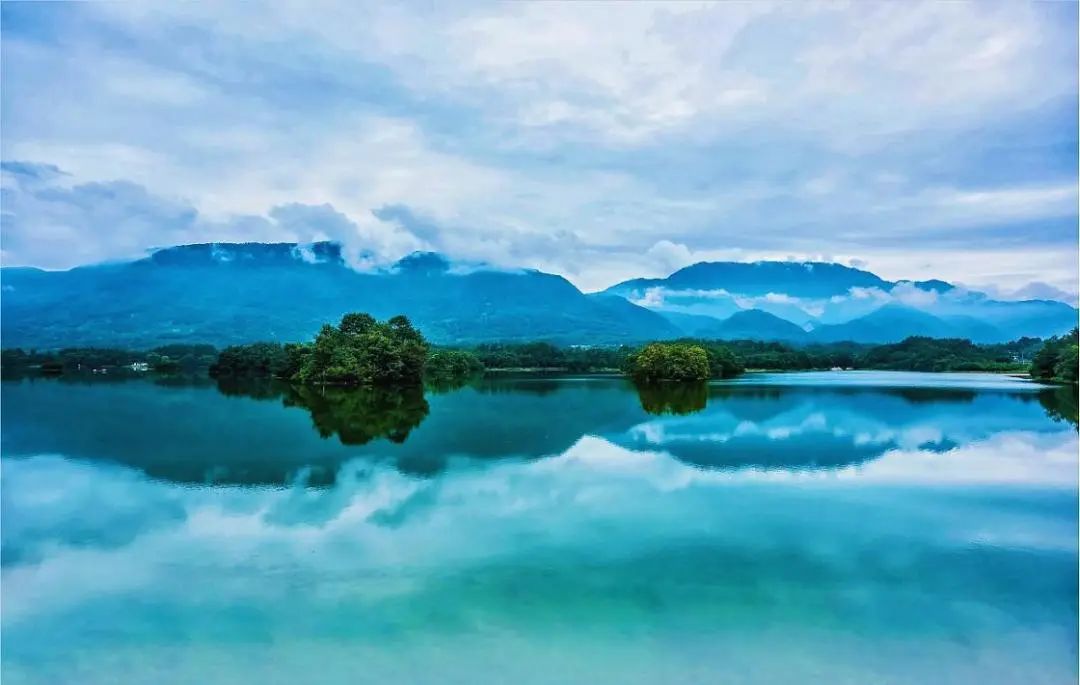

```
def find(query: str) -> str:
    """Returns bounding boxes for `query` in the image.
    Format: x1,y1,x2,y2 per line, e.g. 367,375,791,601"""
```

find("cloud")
625,279,979,325
1,170,199,268
889,282,940,308
0,164,420,270
645,240,695,272
1,161,67,186
168,2,1069,149
978,281,1080,306
0,2,1075,296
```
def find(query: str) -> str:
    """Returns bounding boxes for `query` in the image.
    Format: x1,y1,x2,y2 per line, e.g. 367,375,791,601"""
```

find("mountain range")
606,260,1076,342
1,241,1075,349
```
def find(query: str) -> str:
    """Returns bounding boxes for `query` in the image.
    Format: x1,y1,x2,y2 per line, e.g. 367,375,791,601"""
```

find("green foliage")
208,315,486,387
1031,328,1079,383
720,340,855,370
469,342,631,372
629,343,711,382
209,342,290,377
147,344,218,371
295,313,428,386
282,342,312,379
1,348,31,369
1,345,217,375
698,342,745,378
858,337,1028,372
426,349,483,380
208,313,429,386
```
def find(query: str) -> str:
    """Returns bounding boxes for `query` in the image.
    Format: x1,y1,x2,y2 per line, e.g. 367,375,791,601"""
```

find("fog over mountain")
2,242,1074,349
607,260,1077,342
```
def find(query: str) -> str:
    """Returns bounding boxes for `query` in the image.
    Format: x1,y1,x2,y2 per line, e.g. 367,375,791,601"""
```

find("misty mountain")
608,261,894,298
606,259,1076,343
810,305,975,344
665,309,809,342
1,243,1075,349
714,310,810,341
1,242,679,349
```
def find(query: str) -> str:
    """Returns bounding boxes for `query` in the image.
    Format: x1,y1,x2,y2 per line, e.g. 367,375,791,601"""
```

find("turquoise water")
2,372,1076,684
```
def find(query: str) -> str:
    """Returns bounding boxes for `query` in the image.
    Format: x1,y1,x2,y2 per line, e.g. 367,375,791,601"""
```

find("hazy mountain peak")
609,259,890,299
147,241,345,267
1,242,1075,347
392,251,451,274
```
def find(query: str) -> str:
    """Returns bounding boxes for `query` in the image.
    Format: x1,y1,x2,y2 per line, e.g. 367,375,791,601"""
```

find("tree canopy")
1031,328,1079,384
208,313,482,387
629,343,712,382
294,314,427,385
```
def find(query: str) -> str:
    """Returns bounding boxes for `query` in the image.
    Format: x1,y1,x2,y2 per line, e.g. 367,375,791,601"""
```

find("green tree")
629,343,711,382
426,349,483,380
298,313,430,386
1031,329,1079,383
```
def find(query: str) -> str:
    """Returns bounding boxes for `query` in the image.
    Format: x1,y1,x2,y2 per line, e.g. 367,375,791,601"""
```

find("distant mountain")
605,260,957,325
2,244,1075,348
707,310,809,342
925,296,1078,341
660,308,809,342
810,305,992,344
1,242,679,348
608,261,896,299
605,259,1075,343
658,311,733,337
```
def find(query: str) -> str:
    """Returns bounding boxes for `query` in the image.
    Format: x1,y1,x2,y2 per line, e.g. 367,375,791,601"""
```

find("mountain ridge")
1,241,1075,348
1,242,678,348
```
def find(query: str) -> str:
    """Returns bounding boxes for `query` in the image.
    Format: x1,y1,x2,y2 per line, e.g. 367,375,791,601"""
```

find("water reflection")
617,381,1075,472
0,373,1074,487
1,372,1077,684
1039,383,1079,428
284,384,429,446
635,381,707,415
2,432,1077,684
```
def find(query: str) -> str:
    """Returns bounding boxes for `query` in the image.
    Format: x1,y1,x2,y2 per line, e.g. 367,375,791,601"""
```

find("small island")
207,313,483,387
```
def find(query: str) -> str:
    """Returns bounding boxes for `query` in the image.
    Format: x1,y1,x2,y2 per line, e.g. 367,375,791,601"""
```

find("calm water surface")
2,371,1077,684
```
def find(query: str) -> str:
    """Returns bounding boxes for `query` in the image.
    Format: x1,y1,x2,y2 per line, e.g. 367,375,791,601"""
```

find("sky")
1,1,1077,300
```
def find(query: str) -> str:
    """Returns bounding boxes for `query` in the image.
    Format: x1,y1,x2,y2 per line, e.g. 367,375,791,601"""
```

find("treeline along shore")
2,313,1077,385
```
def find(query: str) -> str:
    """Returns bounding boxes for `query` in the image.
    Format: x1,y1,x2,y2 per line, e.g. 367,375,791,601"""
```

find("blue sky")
1,2,1077,300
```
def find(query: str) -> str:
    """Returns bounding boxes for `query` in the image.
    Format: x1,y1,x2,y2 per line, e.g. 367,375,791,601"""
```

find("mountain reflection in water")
2,371,1077,685
0,372,1073,486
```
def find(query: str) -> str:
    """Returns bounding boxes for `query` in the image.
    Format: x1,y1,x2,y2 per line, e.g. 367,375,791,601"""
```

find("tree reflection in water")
283,384,430,446
1039,384,1078,429
214,377,431,446
635,381,708,416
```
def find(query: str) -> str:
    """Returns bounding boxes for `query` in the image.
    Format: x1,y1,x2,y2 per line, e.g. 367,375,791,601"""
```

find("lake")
2,371,1076,684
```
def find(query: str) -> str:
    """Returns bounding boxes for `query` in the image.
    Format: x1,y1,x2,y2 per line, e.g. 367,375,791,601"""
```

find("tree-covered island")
209,313,482,386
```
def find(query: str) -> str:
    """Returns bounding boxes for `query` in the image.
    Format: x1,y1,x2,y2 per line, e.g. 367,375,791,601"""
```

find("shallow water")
2,371,1076,684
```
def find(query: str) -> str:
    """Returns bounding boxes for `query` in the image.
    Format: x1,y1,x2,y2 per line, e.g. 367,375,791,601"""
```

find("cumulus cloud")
645,240,695,272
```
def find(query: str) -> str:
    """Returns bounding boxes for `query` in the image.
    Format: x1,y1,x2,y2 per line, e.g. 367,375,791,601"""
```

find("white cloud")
889,282,940,308
645,240,695,272
0,2,1075,297
88,1,1075,150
